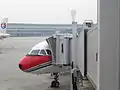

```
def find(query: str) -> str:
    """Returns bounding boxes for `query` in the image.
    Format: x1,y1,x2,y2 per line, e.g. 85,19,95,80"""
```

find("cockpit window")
46,49,52,55
40,50,46,55
27,50,40,56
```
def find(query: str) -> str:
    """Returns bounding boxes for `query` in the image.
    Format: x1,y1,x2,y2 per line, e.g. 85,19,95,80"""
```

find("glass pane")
61,44,64,53
28,50,40,55
40,50,46,55
46,49,52,55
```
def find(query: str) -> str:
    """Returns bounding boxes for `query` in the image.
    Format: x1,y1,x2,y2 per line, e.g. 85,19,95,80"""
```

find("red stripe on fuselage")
19,55,51,71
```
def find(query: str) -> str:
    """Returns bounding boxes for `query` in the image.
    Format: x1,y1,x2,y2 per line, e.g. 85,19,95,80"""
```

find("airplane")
18,40,69,88
0,33,10,39
0,18,10,39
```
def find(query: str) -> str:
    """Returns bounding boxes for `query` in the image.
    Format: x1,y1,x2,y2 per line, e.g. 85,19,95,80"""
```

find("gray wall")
87,27,98,87
76,29,85,76
98,0,119,90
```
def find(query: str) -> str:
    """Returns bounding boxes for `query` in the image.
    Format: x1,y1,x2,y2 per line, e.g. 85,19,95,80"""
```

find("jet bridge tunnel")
45,21,98,90
46,33,72,66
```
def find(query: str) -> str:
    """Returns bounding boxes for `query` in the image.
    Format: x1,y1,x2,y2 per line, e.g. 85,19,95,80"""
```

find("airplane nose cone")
19,64,23,70
19,55,52,72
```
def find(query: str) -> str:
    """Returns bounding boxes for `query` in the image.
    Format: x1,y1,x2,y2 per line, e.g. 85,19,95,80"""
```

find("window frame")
27,49,40,56
45,49,52,56
39,49,47,56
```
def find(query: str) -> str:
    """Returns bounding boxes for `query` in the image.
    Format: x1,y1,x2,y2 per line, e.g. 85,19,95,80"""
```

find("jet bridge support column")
98,0,120,90
70,9,79,90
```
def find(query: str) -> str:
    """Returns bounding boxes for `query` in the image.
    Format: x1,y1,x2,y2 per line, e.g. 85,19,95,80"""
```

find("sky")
0,0,97,24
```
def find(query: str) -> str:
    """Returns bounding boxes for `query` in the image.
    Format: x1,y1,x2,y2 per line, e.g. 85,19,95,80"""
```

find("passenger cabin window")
28,50,40,55
46,49,52,55
40,50,46,55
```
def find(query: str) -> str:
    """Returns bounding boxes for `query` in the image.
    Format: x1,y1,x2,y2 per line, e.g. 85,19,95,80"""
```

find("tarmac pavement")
0,37,70,90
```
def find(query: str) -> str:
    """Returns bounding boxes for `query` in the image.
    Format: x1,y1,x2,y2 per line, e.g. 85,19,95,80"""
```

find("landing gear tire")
51,81,56,88
50,81,60,88
55,81,60,88
50,73,60,88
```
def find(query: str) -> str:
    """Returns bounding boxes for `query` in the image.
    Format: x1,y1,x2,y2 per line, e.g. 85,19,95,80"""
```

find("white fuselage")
19,40,70,75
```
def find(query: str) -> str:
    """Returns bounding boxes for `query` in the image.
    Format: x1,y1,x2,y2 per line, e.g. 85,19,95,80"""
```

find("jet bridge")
46,36,56,64
46,32,72,66
46,21,96,90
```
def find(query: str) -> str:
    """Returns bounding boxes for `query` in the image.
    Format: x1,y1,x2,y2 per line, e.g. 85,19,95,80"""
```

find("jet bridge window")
40,50,46,55
61,44,64,53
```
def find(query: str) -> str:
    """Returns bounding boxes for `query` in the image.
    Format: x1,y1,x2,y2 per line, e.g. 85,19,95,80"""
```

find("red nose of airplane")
19,55,52,72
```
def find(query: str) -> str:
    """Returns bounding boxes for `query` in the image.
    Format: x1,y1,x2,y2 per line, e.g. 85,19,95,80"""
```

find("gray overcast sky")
0,0,97,24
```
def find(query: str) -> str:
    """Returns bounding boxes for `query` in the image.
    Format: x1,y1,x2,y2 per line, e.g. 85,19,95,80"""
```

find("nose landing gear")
50,73,60,88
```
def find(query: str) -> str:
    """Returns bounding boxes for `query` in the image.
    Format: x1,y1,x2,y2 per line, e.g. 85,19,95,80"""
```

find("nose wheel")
51,80,60,88
50,73,60,88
